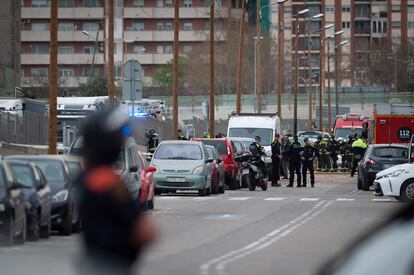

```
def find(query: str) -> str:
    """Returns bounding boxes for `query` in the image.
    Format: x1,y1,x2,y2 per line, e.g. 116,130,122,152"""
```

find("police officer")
329,135,339,172
271,134,282,187
287,135,302,188
351,135,368,177
79,108,157,275
177,129,187,140
315,136,322,171
319,137,331,172
281,135,290,179
301,138,317,188
249,136,267,177
146,128,159,154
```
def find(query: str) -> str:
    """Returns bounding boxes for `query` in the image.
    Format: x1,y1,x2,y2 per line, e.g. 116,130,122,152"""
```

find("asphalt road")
0,174,403,275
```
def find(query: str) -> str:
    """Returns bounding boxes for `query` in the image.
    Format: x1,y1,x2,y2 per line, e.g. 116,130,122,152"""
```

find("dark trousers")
271,158,280,185
302,160,315,187
331,155,338,171
289,160,301,186
351,157,361,177
320,155,331,171
281,159,289,178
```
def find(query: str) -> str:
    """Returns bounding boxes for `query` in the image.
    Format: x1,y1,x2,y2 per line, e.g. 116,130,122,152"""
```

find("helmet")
254,136,262,143
81,107,131,166
148,128,156,135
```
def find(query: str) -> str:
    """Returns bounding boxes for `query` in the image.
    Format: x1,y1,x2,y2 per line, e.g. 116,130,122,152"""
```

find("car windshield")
70,137,84,156
228,128,273,146
335,128,364,139
67,161,81,180
233,141,243,153
9,163,35,188
31,160,66,186
373,147,408,158
201,140,228,155
206,147,215,159
154,144,202,160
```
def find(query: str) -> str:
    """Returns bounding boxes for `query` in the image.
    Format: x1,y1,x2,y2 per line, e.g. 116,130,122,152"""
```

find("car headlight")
383,170,405,178
193,165,204,174
53,190,69,203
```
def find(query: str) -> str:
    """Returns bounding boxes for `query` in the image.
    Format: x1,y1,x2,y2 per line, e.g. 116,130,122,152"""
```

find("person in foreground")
78,108,158,275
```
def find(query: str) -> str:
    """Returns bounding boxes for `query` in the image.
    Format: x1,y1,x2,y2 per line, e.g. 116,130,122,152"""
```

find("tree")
152,57,186,88
79,75,109,96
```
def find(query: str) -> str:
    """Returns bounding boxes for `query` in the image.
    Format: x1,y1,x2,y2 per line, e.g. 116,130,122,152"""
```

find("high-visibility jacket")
352,138,367,159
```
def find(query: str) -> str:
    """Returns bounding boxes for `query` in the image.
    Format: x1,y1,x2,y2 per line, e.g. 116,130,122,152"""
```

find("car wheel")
357,175,362,190
261,180,268,191
60,207,73,236
198,188,206,196
0,216,14,246
39,218,51,239
218,185,225,194
241,175,248,188
206,185,211,196
400,180,414,202
28,212,40,241
361,174,370,191
229,177,237,190
15,215,26,245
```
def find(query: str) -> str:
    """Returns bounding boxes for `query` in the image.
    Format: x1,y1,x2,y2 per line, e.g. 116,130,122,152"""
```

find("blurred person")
78,108,158,275
318,137,331,172
271,134,281,187
301,138,317,188
146,128,159,154
281,135,290,179
287,135,302,188
329,135,339,172
314,136,322,171
351,135,368,177
177,129,187,140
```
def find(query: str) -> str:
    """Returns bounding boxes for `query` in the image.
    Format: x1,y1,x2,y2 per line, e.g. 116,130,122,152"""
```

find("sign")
397,127,412,141
123,59,143,101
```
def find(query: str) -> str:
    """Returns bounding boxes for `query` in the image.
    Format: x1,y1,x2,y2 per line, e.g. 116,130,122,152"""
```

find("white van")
227,113,281,172
0,99,24,117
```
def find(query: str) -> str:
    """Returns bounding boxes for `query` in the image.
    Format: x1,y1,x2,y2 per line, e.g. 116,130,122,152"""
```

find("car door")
62,161,77,224
33,166,52,227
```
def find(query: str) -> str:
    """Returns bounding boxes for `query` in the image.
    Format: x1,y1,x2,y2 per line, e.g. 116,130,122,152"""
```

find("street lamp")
82,30,100,78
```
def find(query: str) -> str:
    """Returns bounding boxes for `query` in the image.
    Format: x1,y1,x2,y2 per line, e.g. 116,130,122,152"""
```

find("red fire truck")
333,114,371,141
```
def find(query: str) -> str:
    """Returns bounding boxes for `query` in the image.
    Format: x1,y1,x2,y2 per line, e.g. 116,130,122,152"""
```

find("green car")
151,140,214,196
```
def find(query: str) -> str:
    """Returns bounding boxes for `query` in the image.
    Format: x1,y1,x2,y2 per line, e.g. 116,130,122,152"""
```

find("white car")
373,163,414,202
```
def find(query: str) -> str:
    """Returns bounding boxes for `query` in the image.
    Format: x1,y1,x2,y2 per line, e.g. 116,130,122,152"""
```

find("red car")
205,145,225,194
137,150,156,210
192,138,240,190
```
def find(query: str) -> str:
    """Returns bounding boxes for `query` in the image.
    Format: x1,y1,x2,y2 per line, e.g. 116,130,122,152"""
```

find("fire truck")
333,114,371,141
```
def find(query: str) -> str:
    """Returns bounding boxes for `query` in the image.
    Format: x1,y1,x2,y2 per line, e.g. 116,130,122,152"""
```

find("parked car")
113,137,142,202
357,144,409,190
151,140,213,196
373,163,414,202
205,145,225,194
192,138,240,190
230,138,253,188
0,160,27,246
62,155,83,182
6,155,80,235
7,160,52,241
68,136,84,156
137,150,156,210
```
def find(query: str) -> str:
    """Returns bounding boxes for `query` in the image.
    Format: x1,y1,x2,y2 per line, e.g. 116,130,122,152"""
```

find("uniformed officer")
329,135,339,172
301,138,317,187
271,134,281,187
287,135,302,188
177,129,187,140
318,137,331,172
146,128,159,154
351,135,368,177
249,136,267,177
315,136,322,171
281,135,290,179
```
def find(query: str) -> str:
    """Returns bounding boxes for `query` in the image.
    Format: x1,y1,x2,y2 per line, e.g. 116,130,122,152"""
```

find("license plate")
167,177,186,183
242,169,250,175
383,164,394,169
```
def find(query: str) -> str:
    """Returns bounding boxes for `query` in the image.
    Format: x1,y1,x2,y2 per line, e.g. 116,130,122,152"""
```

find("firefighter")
301,138,317,187
318,137,331,172
287,135,302,188
177,129,187,140
271,134,282,187
146,128,159,154
329,135,339,172
351,135,368,177
315,136,322,171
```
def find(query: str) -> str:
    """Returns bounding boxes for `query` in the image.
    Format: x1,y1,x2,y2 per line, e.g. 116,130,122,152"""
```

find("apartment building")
270,0,414,93
20,0,242,94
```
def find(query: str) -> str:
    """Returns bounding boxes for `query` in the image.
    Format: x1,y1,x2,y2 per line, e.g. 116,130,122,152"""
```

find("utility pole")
108,0,115,104
335,45,339,115
236,0,245,113
48,0,57,155
256,0,262,113
209,0,215,136
172,0,179,139
294,16,299,135
327,39,331,132
307,20,312,130
277,2,284,118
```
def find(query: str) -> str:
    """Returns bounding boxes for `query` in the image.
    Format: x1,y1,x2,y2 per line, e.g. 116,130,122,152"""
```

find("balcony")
21,53,105,65
123,31,226,42
21,7,104,19
21,31,104,42
21,76,89,88
123,7,232,19
126,54,174,65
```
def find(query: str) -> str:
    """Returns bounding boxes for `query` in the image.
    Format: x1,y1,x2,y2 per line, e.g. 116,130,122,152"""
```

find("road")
0,174,402,275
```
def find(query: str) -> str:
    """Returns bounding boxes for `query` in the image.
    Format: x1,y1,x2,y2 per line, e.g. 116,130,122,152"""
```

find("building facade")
20,0,241,94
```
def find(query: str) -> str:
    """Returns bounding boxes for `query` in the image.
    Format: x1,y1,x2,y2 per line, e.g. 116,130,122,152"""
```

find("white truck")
227,113,281,175
0,98,24,117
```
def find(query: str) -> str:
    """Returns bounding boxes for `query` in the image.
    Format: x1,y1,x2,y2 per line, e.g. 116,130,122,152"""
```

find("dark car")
6,156,80,235
357,144,409,191
0,160,27,246
230,138,252,188
7,160,52,241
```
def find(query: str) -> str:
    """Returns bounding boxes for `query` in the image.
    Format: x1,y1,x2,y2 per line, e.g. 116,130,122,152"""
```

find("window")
82,68,99,77
165,23,173,31
156,45,164,54
409,5,414,13
165,45,173,54
58,0,74,7
58,23,75,31
183,45,192,54
132,22,144,31
355,69,367,80
409,21,414,29
31,44,49,54
58,46,74,54
184,0,192,7
9,164,36,188
157,0,172,7
83,46,94,54
156,23,164,31
392,21,401,29
133,45,145,54
32,23,49,31
133,0,144,7
82,0,99,7
32,0,48,7
183,22,193,31
342,6,350,12
326,5,334,13
83,22,99,32
271,7,277,14
31,68,48,77
58,68,74,77
154,144,202,160
392,5,401,12
342,22,350,29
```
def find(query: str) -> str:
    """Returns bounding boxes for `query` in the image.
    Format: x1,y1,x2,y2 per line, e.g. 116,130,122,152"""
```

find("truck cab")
333,113,370,141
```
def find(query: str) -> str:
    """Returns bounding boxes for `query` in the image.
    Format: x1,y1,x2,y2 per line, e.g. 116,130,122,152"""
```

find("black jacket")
249,142,264,158
271,140,281,159
288,141,303,162
301,144,316,161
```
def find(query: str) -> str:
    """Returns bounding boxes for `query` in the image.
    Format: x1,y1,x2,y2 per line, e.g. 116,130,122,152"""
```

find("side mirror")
9,181,28,190
129,166,139,173
206,158,214,163
147,166,157,173
38,180,46,189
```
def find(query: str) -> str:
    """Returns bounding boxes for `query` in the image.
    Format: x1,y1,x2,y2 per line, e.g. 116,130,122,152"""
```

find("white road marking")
264,197,286,201
336,198,355,201
228,197,251,201
193,197,216,201
300,198,320,201
157,196,182,200
372,198,393,202
200,201,333,275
